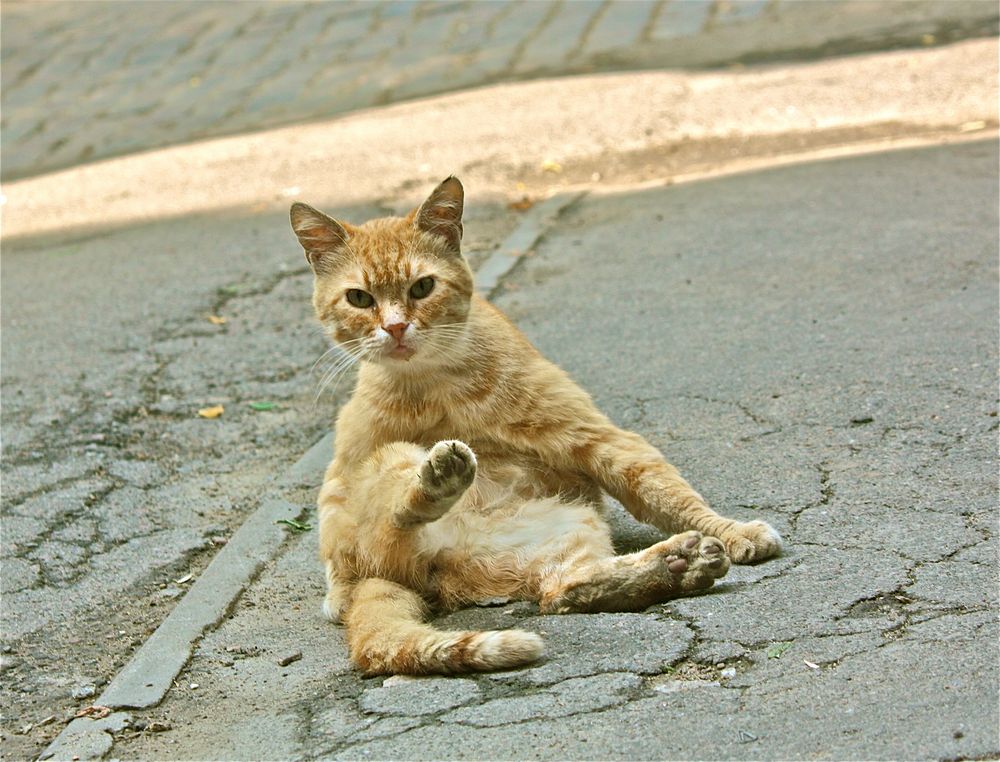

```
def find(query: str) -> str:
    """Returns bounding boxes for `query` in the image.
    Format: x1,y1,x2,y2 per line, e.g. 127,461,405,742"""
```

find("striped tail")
344,578,544,675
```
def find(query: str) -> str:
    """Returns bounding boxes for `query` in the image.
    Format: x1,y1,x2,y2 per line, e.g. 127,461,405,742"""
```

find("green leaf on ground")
767,641,793,659
249,401,277,411
276,518,312,532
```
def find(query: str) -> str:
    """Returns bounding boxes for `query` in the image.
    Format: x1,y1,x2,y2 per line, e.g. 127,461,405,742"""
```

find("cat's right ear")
290,202,352,273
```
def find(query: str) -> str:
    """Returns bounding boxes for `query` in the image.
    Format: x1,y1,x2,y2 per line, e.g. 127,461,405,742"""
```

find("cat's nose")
384,322,409,342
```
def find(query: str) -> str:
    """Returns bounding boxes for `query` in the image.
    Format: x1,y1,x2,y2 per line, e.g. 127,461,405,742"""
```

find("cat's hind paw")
655,531,730,594
721,520,783,564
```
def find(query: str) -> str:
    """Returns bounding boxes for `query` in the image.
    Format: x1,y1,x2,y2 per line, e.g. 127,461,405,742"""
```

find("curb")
38,193,580,761
477,190,588,296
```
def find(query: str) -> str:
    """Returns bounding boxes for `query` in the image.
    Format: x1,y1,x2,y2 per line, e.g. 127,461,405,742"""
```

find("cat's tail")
344,578,543,675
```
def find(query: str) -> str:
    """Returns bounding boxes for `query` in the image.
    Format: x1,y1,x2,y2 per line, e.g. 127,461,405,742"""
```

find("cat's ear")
414,176,464,251
290,202,352,272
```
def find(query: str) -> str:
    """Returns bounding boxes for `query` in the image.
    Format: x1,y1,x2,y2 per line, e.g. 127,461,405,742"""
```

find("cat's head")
290,177,474,369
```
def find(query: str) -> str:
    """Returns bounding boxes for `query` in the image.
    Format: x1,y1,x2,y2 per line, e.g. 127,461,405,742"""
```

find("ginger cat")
290,177,781,675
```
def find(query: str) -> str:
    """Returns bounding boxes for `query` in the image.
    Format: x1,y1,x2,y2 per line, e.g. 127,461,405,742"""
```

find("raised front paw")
420,440,477,504
722,520,783,564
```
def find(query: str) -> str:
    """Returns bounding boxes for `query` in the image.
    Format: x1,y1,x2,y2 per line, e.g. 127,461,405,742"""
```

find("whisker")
319,344,381,402
310,336,370,375
314,353,359,404
310,344,344,374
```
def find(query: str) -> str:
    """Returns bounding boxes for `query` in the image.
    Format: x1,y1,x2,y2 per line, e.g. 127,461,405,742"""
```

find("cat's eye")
346,289,374,308
409,277,435,300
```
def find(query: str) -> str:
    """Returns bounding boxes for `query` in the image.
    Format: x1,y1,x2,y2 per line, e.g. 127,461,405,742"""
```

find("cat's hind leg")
538,531,729,614
345,578,543,675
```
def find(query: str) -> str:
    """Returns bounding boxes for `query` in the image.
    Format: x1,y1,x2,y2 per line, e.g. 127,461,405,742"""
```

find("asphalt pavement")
62,139,1000,761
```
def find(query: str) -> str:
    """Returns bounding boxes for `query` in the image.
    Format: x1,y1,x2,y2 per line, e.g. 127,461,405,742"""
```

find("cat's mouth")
387,344,416,361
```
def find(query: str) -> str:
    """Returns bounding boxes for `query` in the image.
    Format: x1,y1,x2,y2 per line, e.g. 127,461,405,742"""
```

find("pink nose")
384,322,409,342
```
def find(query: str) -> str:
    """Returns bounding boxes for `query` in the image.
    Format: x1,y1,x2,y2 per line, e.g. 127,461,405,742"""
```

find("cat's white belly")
418,494,612,562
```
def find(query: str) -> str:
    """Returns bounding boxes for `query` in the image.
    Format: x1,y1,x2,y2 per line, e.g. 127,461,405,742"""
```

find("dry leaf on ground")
74,706,111,719
197,405,224,419
508,196,536,211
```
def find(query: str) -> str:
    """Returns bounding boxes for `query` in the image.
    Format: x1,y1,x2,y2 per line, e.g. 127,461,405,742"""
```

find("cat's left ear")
414,176,464,252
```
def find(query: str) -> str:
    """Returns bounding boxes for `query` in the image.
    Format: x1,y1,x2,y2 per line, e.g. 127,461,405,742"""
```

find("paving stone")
5,0,996,179
513,1,603,74
315,9,379,47
652,0,714,38
443,2,506,55
582,1,657,57
713,0,769,26
358,676,480,716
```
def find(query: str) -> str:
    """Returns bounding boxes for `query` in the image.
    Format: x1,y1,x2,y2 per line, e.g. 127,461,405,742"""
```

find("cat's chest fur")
359,397,597,506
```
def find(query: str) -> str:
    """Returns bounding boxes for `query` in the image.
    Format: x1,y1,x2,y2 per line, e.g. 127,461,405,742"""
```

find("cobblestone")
3,0,995,179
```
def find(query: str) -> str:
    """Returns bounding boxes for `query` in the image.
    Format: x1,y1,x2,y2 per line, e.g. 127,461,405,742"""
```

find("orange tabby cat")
290,177,781,675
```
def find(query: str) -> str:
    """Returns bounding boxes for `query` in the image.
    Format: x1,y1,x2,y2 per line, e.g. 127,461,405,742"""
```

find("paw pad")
421,440,477,500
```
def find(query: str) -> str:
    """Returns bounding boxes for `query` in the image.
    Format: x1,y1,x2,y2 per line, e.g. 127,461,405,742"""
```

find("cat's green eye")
409,276,435,300
346,289,374,309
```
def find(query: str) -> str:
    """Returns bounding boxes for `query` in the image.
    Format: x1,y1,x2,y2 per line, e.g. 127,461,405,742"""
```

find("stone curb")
36,192,572,761
477,190,588,297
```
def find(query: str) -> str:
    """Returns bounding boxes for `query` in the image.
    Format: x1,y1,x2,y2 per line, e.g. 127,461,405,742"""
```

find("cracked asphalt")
103,139,998,760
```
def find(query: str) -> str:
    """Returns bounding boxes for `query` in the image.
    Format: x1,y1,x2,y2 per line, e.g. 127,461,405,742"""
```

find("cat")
290,177,782,675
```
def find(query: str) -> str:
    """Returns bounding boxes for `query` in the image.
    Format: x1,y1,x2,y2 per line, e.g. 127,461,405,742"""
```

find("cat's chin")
387,346,416,361
370,345,421,366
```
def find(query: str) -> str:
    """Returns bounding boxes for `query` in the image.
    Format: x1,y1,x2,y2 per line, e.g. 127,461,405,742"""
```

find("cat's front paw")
420,440,477,504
